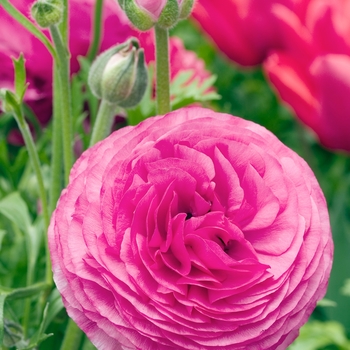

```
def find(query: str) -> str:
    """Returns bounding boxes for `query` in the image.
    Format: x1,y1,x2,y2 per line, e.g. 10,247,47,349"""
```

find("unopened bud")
179,0,195,19
120,0,194,31
31,0,63,28
88,38,148,108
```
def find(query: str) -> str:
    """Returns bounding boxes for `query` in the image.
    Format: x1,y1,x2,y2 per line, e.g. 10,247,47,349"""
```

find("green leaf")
3,319,27,349
0,229,7,251
317,298,337,307
42,288,64,331
0,292,9,345
20,303,53,349
288,321,350,350
0,192,41,282
12,53,28,102
4,90,21,116
341,278,350,297
170,70,220,110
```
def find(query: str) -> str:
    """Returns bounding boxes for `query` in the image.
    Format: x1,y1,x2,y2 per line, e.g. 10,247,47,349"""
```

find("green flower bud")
121,0,193,31
31,0,63,28
88,38,148,108
123,0,154,31
157,0,179,29
179,0,195,19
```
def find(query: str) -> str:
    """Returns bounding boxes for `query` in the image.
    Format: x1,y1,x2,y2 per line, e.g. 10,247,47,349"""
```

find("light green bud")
88,38,148,108
31,0,63,28
179,0,195,19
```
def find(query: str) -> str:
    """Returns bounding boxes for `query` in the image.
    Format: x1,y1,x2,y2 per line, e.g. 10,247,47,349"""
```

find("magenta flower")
192,0,309,66
49,107,333,349
264,0,350,151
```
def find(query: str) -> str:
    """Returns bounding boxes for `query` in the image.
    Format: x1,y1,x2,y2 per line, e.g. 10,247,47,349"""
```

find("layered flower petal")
49,107,333,349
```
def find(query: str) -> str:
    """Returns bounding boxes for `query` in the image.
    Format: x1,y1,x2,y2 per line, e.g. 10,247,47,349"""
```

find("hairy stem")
49,25,74,185
89,99,116,147
155,25,171,115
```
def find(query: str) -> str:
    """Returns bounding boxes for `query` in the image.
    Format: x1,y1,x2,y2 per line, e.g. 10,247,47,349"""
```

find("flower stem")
87,0,104,61
89,99,116,147
10,107,52,284
155,25,170,115
60,319,84,350
0,0,57,61
49,24,74,185
49,66,63,213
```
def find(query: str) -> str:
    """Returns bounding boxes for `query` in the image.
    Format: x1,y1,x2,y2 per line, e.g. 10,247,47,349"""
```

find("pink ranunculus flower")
191,0,310,66
263,0,350,151
49,107,333,349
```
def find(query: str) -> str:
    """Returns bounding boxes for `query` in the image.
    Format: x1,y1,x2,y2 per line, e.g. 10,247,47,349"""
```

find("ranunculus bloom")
263,0,350,151
192,0,310,66
49,107,333,349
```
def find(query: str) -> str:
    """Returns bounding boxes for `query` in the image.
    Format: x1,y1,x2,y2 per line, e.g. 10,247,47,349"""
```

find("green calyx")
179,0,195,19
31,0,63,28
157,0,180,29
88,38,148,108
124,0,154,31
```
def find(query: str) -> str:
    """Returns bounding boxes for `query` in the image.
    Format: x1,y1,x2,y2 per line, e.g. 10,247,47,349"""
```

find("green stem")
87,0,104,61
60,319,84,350
89,99,116,147
49,25,74,185
155,25,171,115
49,66,63,213
0,0,57,61
10,107,52,284
58,0,69,44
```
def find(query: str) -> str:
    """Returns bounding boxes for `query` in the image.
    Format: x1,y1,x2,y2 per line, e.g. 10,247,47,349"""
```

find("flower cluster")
0,0,209,129
49,107,333,350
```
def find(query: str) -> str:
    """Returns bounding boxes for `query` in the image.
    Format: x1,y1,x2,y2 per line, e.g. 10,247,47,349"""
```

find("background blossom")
191,0,310,66
49,107,333,349
0,0,210,127
263,0,350,152
0,0,132,125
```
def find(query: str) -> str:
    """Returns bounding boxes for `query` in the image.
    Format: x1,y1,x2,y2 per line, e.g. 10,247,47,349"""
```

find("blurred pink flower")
49,106,333,350
0,0,209,129
0,0,133,126
192,0,310,66
264,0,350,151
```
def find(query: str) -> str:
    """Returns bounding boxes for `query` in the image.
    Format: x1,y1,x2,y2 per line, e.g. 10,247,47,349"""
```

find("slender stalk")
59,0,69,44
87,0,104,61
10,107,52,284
49,66,63,213
60,319,84,350
49,25,74,185
0,0,57,61
89,99,116,147
155,25,171,115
